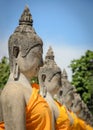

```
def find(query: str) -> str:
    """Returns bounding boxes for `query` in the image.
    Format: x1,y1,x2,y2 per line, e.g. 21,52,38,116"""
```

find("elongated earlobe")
41,74,47,97
42,74,46,82
13,62,19,80
43,85,47,98
13,46,20,80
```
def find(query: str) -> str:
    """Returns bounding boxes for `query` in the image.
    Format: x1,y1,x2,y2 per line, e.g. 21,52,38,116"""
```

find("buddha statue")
0,6,52,130
78,101,93,126
38,47,74,129
71,93,82,115
71,93,93,127
63,89,75,110
61,68,93,127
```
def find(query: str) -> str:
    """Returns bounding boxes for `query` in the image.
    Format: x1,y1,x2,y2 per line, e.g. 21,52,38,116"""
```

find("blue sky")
0,0,93,81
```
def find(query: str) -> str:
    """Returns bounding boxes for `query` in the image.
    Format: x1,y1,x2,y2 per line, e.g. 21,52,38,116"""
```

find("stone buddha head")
38,47,62,97
8,6,43,80
71,94,82,115
62,88,75,109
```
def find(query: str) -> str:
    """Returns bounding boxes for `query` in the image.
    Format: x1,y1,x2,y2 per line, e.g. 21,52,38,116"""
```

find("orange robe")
0,87,52,130
78,118,87,130
78,117,93,130
55,101,70,130
69,111,93,130
31,83,40,89
26,87,52,130
69,111,83,130
86,124,93,130
0,122,4,130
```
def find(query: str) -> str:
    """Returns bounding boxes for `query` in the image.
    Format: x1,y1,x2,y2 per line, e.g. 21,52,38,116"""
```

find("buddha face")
45,72,62,95
72,102,82,115
64,91,74,108
17,45,43,78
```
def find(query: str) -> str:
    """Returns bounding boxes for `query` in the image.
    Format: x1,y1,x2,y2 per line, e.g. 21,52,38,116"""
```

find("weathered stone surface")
61,69,93,126
8,6,43,72
41,46,93,126
38,47,63,130
45,46,54,61
0,6,44,130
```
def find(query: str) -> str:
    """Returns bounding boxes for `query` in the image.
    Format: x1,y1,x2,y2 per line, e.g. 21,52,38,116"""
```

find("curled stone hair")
8,6,43,72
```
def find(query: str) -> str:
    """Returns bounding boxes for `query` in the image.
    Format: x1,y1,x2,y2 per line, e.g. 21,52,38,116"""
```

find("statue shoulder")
1,82,24,104
1,81,32,106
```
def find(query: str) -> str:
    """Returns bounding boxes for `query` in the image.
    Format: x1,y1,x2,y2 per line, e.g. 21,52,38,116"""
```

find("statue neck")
8,73,31,88
47,92,54,99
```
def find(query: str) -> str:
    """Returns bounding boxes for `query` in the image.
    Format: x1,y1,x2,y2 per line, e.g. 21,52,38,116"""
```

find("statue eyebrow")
21,44,42,57
49,72,61,81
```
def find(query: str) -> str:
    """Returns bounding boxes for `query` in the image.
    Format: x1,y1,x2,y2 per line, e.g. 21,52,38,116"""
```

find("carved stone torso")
0,6,44,130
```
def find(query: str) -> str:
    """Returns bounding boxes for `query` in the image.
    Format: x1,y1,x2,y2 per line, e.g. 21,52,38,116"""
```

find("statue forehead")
9,34,43,57
39,66,61,80
63,87,74,96
8,6,43,57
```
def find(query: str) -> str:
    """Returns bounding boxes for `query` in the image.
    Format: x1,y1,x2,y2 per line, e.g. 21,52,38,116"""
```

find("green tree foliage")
0,57,10,89
31,76,39,84
70,50,93,113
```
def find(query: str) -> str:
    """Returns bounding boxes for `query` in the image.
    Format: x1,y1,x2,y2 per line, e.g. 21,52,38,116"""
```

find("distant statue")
0,6,52,130
58,70,76,110
60,73,93,129
38,46,74,129
39,47,93,129
61,70,93,127
71,93,82,115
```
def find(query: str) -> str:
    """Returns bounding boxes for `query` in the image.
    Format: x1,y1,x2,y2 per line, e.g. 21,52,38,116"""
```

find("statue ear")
42,74,46,82
59,89,63,96
13,46,19,58
13,46,20,80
